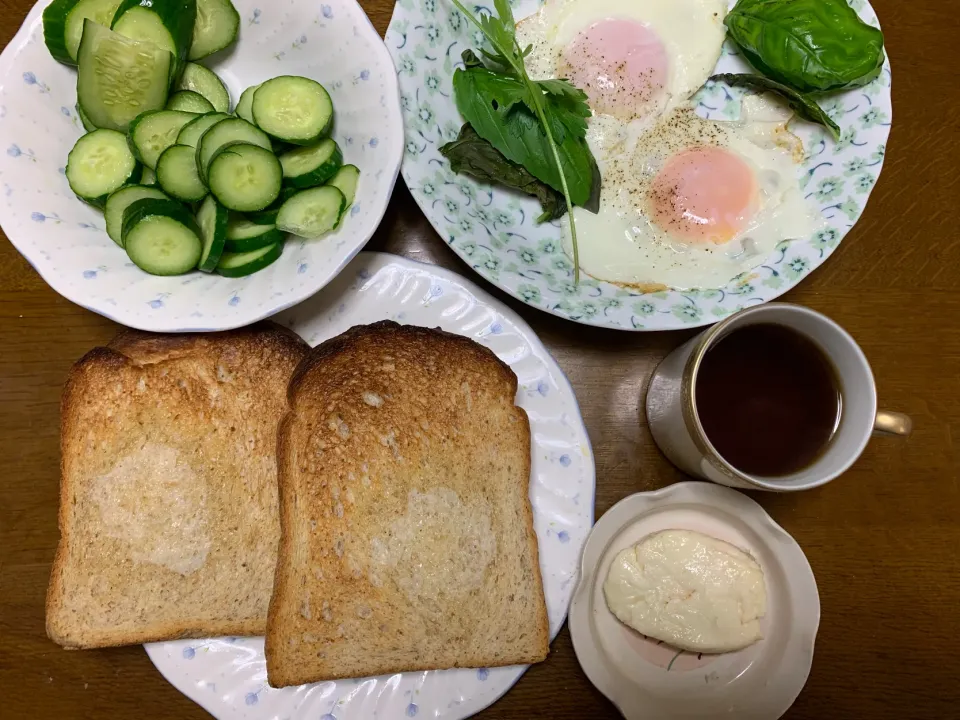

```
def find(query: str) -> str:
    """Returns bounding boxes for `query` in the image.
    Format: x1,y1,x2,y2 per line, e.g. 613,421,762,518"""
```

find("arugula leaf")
440,124,567,222
710,73,841,140
448,0,592,281
452,66,595,206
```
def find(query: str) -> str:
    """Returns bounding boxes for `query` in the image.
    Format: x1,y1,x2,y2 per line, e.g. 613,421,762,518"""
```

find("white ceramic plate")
0,0,402,332
144,251,596,719
569,482,819,720
387,0,891,331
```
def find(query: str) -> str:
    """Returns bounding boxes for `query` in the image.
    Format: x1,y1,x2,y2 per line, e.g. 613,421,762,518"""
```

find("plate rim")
386,0,892,332
144,250,598,720
0,0,404,333
568,481,820,720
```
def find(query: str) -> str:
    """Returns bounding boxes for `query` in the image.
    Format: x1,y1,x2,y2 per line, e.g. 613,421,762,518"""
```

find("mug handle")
874,411,913,437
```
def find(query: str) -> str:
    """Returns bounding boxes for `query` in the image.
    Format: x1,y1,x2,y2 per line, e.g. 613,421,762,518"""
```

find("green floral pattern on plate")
386,0,891,331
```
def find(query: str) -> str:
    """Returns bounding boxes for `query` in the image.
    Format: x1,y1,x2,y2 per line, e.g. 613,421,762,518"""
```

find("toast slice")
265,321,549,687
46,323,309,649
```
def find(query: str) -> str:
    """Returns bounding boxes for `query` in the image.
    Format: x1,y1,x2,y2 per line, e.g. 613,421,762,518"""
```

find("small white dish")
145,251,596,719
569,482,819,720
0,0,402,332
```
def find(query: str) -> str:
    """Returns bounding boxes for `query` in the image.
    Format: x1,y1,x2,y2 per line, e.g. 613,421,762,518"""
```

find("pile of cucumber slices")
43,0,359,277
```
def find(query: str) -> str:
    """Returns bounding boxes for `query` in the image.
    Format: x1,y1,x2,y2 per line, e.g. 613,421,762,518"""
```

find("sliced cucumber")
224,216,284,252
326,164,359,228
189,0,240,61
128,110,197,169
43,0,123,65
177,62,230,112
156,144,207,202
207,142,282,212
76,102,97,131
167,90,215,113
279,138,342,189
251,76,333,145
245,186,297,225
234,83,260,124
216,242,283,277
122,198,202,274
276,186,345,238
111,0,196,82
176,111,229,147
66,129,142,208
196,117,271,182
140,166,157,185
104,184,167,245
76,20,172,132
195,194,227,271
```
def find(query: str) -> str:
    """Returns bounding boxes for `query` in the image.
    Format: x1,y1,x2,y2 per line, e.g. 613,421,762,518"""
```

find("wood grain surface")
1,1,958,718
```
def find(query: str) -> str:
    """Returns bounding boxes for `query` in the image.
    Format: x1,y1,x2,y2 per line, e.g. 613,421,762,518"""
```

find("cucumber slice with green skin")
276,185,345,238
252,76,333,146
43,0,123,65
206,142,282,212
167,90,215,113
76,102,97,131
177,62,230,112
176,111,229,147
140,166,157,185
234,83,260,124
195,194,228,271
189,0,239,61
104,184,167,245
245,186,297,224
196,117,272,182
156,144,207,202
128,109,197,169
111,0,196,83
122,198,202,274
216,242,283,277
224,217,284,252
66,129,142,208
279,138,342,189
76,19,172,132
326,164,359,228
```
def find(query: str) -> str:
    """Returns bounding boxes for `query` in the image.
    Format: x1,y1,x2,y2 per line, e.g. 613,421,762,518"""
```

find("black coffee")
694,323,841,477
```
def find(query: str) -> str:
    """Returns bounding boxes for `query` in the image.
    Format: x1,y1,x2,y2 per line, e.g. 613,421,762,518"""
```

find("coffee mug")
646,303,911,492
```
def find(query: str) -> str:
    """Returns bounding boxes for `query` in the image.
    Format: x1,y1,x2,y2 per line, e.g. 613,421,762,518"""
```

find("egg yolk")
648,146,758,245
560,19,669,121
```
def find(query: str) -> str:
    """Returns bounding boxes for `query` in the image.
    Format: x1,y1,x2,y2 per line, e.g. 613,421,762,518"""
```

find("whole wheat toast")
265,321,549,687
46,323,308,649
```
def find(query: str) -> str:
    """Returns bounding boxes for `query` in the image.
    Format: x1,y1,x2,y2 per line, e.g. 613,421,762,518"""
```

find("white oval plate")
386,0,891,331
145,251,596,719
569,482,819,720
0,0,402,332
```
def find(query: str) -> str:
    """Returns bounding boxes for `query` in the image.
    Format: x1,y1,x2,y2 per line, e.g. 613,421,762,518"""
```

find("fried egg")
563,95,826,290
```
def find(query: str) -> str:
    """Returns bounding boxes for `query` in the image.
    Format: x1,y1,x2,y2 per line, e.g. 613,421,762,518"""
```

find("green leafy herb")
440,124,567,222
724,0,885,94
447,0,597,281
710,73,841,140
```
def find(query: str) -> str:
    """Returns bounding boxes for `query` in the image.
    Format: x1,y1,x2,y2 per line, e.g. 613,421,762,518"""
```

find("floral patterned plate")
386,0,891,331
0,0,402,332
145,251,596,720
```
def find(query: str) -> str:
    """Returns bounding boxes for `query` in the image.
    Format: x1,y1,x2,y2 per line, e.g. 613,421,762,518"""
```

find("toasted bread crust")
266,321,548,686
47,323,308,649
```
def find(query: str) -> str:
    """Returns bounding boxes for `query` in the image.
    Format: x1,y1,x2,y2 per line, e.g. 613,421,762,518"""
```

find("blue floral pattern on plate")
385,0,892,331
0,0,402,332
144,252,595,720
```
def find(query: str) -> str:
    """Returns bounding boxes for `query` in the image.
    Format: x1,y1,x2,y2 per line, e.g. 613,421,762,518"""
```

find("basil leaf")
710,73,840,140
725,0,885,93
440,124,567,222
452,65,595,206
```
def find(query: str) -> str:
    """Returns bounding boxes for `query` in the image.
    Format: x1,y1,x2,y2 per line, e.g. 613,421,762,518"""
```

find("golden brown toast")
265,321,549,687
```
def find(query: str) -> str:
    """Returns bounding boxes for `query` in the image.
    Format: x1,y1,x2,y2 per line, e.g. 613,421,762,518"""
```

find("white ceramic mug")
645,303,912,492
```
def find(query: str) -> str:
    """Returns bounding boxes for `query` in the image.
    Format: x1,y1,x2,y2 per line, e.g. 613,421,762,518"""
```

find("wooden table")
2,0,958,717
